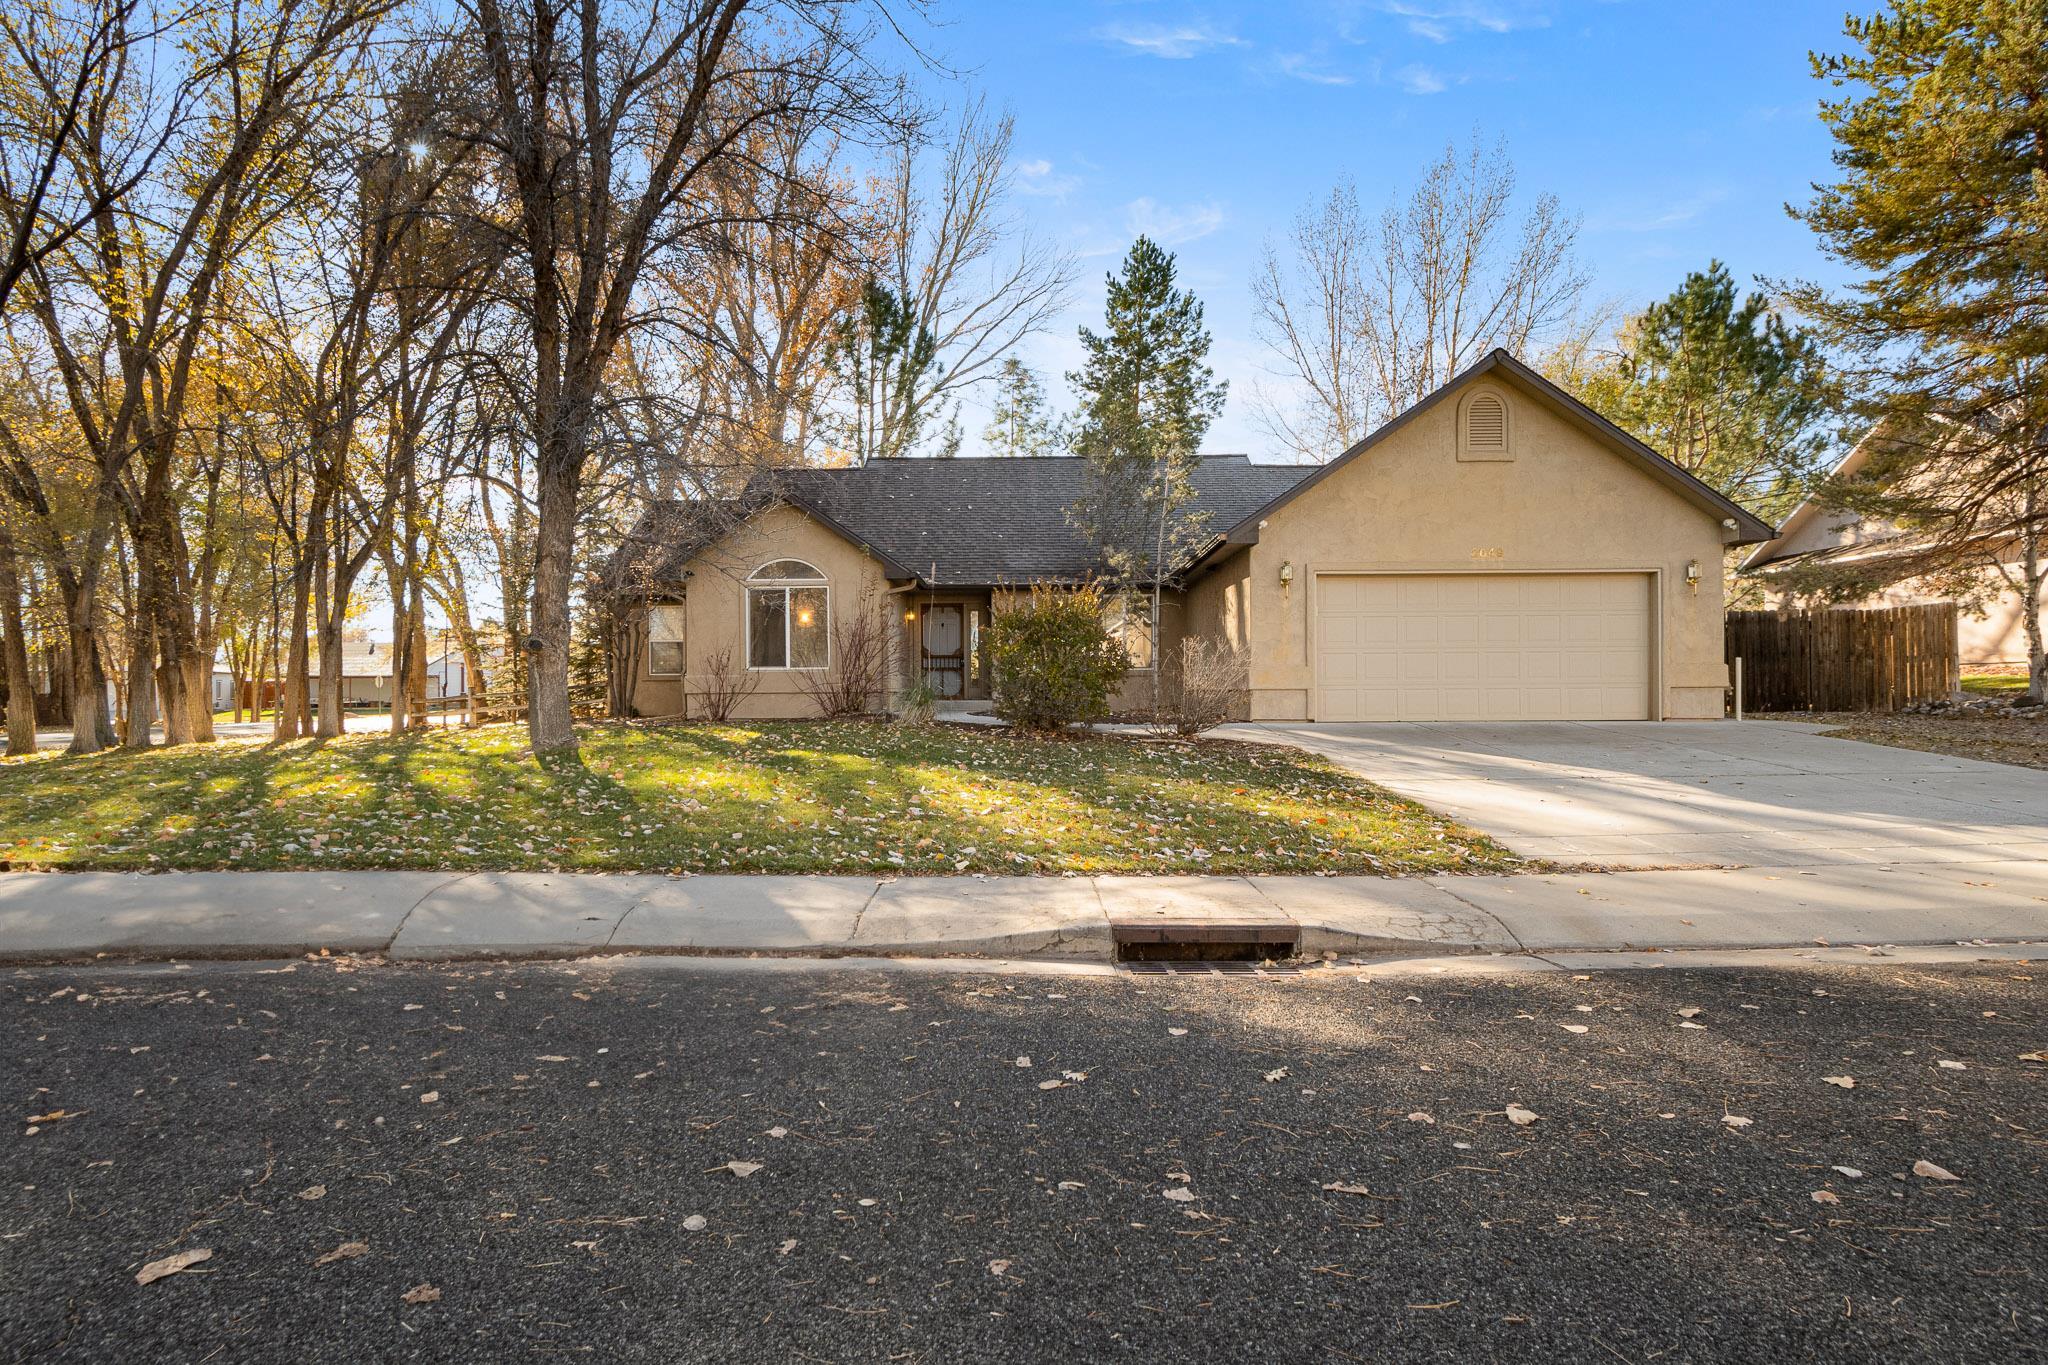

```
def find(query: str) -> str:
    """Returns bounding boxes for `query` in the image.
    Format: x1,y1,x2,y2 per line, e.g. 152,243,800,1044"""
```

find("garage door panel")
1317,573,1651,721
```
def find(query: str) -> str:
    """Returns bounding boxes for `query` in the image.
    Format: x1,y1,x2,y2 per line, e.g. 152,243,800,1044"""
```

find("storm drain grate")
1111,922,1300,966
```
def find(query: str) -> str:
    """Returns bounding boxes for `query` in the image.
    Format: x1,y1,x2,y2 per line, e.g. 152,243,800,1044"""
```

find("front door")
922,604,965,698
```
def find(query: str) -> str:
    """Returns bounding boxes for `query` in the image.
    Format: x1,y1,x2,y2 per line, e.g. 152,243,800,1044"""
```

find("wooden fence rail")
1725,604,1958,713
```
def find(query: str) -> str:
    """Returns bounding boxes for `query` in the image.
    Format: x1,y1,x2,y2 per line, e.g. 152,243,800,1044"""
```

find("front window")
746,560,829,669
1107,597,1155,670
647,604,685,676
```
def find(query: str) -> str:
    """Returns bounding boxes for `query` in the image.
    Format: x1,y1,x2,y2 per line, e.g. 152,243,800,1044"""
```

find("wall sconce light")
904,609,917,623
1278,560,1295,589
1685,559,1701,594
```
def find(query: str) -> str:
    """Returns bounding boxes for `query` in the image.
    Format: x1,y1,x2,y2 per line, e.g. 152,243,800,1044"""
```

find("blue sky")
927,1,1860,458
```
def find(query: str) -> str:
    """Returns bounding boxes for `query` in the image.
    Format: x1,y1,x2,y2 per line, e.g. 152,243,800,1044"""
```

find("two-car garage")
1313,572,1655,722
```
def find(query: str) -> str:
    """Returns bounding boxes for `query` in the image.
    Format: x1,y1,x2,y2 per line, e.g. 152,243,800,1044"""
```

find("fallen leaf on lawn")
1321,1182,1372,1196
1822,1076,1855,1089
721,1161,762,1179
297,1185,326,1202
1560,1024,1588,1035
400,1284,441,1305
1937,1060,1966,1071
1161,1187,1197,1202
987,1258,1011,1277
313,1240,369,1267
1833,1166,1864,1179
1721,1115,1753,1130
1810,1190,1840,1205
1263,1067,1290,1083
1406,1112,1435,1125
136,1248,211,1284
1912,1159,1960,1182
682,1214,708,1232
1504,1104,1539,1126
418,1091,440,1105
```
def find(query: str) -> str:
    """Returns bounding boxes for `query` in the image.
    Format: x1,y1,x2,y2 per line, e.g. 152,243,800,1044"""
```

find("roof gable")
1220,350,1777,546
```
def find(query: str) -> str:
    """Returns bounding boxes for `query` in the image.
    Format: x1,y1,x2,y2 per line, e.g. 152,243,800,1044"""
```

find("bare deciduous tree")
1251,139,1587,461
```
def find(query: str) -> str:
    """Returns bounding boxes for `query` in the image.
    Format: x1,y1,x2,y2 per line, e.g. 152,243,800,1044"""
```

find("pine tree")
830,279,942,463
1786,1,2048,700
1066,236,1227,708
1570,262,1839,520
981,357,1061,456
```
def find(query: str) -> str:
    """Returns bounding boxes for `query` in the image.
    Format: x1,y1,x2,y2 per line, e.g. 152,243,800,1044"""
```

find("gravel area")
1762,710,2048,771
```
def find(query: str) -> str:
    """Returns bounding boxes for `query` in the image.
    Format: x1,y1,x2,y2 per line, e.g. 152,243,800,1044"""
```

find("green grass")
1961,670,2030,697
0,720,1516,876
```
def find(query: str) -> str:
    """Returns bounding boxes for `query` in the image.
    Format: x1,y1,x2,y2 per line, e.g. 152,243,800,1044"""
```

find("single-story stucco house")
607,351,1775,723
1741,421,2036,665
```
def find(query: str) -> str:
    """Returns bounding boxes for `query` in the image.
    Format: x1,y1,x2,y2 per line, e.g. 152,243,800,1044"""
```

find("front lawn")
0,721,1518,876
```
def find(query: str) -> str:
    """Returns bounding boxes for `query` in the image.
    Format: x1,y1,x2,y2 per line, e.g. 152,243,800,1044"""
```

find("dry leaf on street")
1676,1007,1703,1019
1721,1115,1753,1130
722,1161,762,1179
1833,1166,1864,1179
1822,1076,1855,1089
1037,1078,1065,1090
1321,1182,1372,1196
778,1239,798,1256
401,1284,441,1305
1406,1112,1435,1125
1505,1103,1539,1126
1810,1190,1840,1205
1014,1056,1031,1068
1560,1024,1589,1034
1263,1067,1290,1083
136,1248,212,1285
2020,1051,2046,1064
1913,1159,1960,1181
1167,1028,1187,1037
419,1091,440,1104
1161,1187,1197,1202
1937,1060,1966,1071
297,1185,326,1201
987,1258,1011,1277
682,1214,708,1231
313,1240,369,1267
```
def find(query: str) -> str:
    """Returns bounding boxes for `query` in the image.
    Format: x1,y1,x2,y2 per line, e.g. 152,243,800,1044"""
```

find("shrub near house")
985,583,1130,731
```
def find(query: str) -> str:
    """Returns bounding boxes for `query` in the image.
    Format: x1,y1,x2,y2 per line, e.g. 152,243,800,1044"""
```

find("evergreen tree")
1571,262,1838,520
830,279,942,463
1066,236,1226,708
1786,1,2048,700
981,356,1062,456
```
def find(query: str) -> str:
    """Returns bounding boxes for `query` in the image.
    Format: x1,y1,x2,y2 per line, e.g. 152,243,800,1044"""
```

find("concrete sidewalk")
2,864,2044,964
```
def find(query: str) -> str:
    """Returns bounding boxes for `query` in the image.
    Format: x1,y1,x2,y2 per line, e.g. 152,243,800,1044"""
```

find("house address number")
1470,546,1505,560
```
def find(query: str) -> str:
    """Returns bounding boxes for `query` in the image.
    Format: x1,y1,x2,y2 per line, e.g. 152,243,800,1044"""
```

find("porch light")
1278,560,1295,587
904,609,917,622
1685,559,1701,593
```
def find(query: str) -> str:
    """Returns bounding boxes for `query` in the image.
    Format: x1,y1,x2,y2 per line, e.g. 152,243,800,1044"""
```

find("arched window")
746,560,829,669
1459,390,1512,461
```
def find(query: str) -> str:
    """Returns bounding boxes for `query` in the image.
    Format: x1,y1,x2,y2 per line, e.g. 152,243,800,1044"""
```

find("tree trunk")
0,522,36,755
2022,479,2046,706
525,450,580,753
123,620,156,749
61,569,112,753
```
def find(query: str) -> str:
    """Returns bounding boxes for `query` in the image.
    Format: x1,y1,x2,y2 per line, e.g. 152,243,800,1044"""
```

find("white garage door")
1316,573,1652,721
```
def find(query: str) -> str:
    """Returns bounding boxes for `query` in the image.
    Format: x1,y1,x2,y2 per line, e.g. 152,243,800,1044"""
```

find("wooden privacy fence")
1726,604,1958,713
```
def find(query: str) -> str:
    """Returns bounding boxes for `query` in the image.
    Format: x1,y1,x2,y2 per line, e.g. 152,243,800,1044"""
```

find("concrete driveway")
1224,720,2048,870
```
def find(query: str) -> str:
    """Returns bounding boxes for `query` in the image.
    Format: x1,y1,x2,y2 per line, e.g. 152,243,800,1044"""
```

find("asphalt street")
2,955,2044,1363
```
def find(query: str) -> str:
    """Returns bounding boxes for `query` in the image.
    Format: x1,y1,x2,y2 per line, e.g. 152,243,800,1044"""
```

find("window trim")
744,563,831,672
645,602,687,678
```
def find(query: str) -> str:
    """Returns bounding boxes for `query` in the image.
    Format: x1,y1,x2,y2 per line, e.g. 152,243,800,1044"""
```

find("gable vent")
1467,394,1506,448
1459,390,1511,461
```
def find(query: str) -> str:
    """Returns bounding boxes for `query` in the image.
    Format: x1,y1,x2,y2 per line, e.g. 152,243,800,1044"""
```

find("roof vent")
1459,390,1512,461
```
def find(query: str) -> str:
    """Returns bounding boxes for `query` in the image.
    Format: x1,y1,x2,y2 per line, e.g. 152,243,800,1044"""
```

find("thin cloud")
1095,21,1246,60
1014,157,1081,200
1380,1,1552,42
1125,197,1228,246
1590,188,1730,233
1272,51,1356,86
1394,64,1447,94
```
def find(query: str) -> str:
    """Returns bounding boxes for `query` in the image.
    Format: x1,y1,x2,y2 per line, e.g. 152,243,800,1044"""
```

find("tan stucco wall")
622,504,896,720
1758,564,2031,667
1241,372,1737,720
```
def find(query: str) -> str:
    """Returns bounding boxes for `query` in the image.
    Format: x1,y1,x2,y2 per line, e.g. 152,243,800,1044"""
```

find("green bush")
985,582,1130,731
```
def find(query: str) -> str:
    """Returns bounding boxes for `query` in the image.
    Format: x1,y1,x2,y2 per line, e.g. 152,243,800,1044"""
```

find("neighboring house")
307,633,469,709
1742,423,2034,665
607,351,1774,722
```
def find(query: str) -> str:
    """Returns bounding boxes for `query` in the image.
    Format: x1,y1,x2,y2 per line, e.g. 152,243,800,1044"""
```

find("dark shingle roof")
613,455,1312,590
778,455,1308,586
